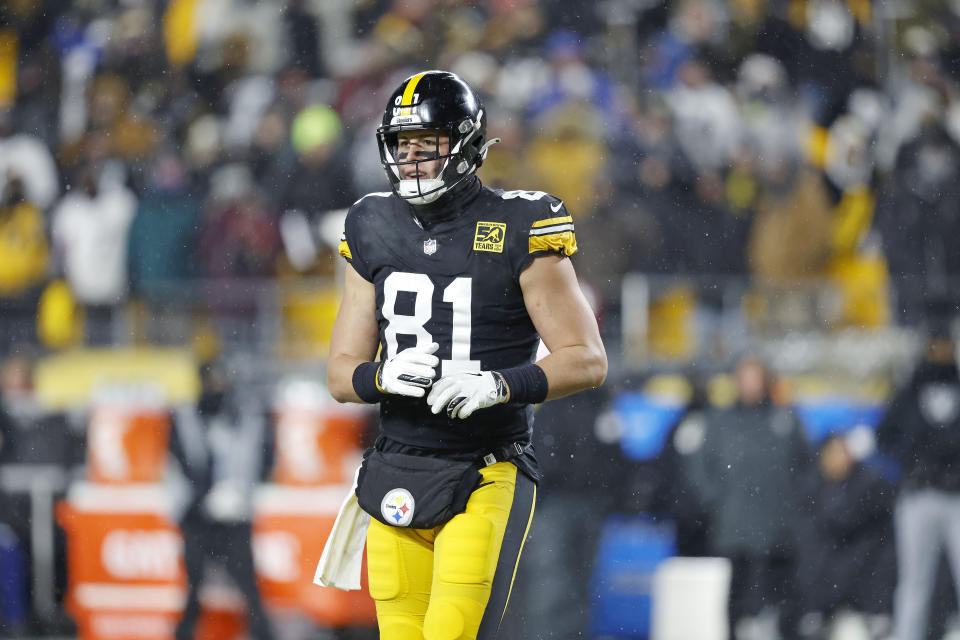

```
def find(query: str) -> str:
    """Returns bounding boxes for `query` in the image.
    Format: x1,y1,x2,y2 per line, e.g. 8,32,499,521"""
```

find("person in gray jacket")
690,355,811,640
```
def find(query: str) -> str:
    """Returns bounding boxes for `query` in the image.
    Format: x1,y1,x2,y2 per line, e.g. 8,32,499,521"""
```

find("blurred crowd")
508,335,960,640
3,0,960,638
0,0,960,355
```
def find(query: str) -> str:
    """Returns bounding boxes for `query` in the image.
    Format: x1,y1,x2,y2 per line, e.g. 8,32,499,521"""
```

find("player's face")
396,130,450,181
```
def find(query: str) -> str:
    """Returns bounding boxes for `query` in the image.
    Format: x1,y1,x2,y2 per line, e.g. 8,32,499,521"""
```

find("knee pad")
366,523,406,601
423,599,467,640
380,618,426,640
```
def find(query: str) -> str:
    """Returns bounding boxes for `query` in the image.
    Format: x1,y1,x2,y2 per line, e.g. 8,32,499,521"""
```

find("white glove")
427,371,508,419
377,342,439,397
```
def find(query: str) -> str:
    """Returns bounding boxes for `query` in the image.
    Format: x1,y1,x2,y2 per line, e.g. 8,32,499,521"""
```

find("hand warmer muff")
355,448,483,529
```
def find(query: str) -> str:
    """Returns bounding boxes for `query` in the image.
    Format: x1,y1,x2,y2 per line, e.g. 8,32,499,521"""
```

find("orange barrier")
272,394,368,486
60,382,376,639
87,405,170,485
58,483,377,640
56,485,186,640
253,485,377,628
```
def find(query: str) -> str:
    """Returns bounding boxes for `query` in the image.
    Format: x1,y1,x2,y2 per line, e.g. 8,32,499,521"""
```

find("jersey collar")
408,175,482,230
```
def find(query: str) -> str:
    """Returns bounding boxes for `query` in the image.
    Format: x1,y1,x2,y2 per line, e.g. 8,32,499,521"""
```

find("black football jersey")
339,185,578,452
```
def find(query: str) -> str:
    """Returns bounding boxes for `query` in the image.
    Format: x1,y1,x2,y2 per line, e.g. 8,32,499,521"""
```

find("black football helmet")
377,70,496,205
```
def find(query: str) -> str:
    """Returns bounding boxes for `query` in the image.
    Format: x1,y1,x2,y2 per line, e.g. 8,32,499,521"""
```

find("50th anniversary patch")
474,221,506,253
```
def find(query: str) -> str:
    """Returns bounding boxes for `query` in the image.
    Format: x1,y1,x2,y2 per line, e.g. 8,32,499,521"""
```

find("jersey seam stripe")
498,482,537,630
531,215,573,228
351,192,392,206
529,224,575,236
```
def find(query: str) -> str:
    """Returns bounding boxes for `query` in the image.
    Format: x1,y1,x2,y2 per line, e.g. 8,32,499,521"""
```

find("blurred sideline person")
878,318,960,640
324,70,606,639
502,384,616,638
690,355,809,640
794,434,894,639
169,361,275,640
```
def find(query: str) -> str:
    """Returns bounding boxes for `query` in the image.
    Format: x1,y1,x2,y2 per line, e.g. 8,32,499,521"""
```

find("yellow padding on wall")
0,30,17,107
33,347,200,409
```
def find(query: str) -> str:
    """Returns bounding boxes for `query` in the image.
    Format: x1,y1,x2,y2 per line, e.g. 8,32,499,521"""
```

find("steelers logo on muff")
381,488,416,527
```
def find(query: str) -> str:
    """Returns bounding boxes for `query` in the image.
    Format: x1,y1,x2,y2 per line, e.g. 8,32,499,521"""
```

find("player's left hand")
427,371,509,419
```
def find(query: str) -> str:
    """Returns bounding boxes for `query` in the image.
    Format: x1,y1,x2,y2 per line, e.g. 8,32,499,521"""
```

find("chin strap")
479,137,501,160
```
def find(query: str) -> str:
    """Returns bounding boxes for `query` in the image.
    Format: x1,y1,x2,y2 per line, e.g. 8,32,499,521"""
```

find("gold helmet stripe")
400,71,432,116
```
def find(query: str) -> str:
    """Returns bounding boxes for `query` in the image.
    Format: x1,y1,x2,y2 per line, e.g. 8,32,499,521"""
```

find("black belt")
373,435,528,468
481,441,528,467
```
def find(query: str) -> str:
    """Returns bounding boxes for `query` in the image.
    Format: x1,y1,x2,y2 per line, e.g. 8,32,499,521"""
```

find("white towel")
313,471,370,591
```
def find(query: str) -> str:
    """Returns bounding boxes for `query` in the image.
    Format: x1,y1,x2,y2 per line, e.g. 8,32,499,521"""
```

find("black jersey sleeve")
508,193,579,278
338,193,389,282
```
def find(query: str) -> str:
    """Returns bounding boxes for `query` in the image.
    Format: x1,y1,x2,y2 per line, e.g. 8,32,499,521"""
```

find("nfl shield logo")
423,238,437,255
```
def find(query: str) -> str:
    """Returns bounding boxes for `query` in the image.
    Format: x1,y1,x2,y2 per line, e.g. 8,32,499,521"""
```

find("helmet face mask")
377,71,488,205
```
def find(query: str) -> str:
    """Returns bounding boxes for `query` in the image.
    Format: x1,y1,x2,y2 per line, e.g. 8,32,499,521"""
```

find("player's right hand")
376,342,440,397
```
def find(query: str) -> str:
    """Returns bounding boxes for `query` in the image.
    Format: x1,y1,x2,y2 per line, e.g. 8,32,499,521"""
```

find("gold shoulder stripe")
531,215,573,228
529,230,578,256
338,239,352,259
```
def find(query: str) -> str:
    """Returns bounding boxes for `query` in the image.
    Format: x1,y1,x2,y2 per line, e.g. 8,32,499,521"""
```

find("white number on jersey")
382,272,481,377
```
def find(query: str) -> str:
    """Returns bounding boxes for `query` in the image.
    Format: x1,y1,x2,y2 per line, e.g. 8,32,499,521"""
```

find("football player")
326,70,607,640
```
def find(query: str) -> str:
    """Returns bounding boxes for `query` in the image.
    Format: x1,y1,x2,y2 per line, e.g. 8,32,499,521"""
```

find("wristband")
496,364,548,404
352,361,386,403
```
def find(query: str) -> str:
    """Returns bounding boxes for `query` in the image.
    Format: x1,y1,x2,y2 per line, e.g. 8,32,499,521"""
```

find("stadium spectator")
0,108,59,212
198,163,279,279
127,153,201,302
793,433,895,639
283,0,325,78
665,58,742,175
0,175,48,355
503,385,621,639
876,121,960,316
0,354,80,468
279,104,357,219
50,163,136,345
249,108,297,199
0,355,40,465
525,29,622,132
599,97,693,275
747,157,834,282
877,317,960,640
689,355,810,640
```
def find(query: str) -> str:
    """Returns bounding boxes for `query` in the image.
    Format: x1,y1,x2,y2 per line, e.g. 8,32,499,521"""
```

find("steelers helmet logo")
381,488,416,527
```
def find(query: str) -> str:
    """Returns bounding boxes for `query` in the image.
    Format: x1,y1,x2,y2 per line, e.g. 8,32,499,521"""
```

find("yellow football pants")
366,461,537,640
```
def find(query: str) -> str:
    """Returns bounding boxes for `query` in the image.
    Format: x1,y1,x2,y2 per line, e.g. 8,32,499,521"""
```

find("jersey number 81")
382,271,481,377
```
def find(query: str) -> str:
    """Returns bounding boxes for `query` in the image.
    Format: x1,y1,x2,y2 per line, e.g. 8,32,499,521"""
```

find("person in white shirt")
51,165,136,344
